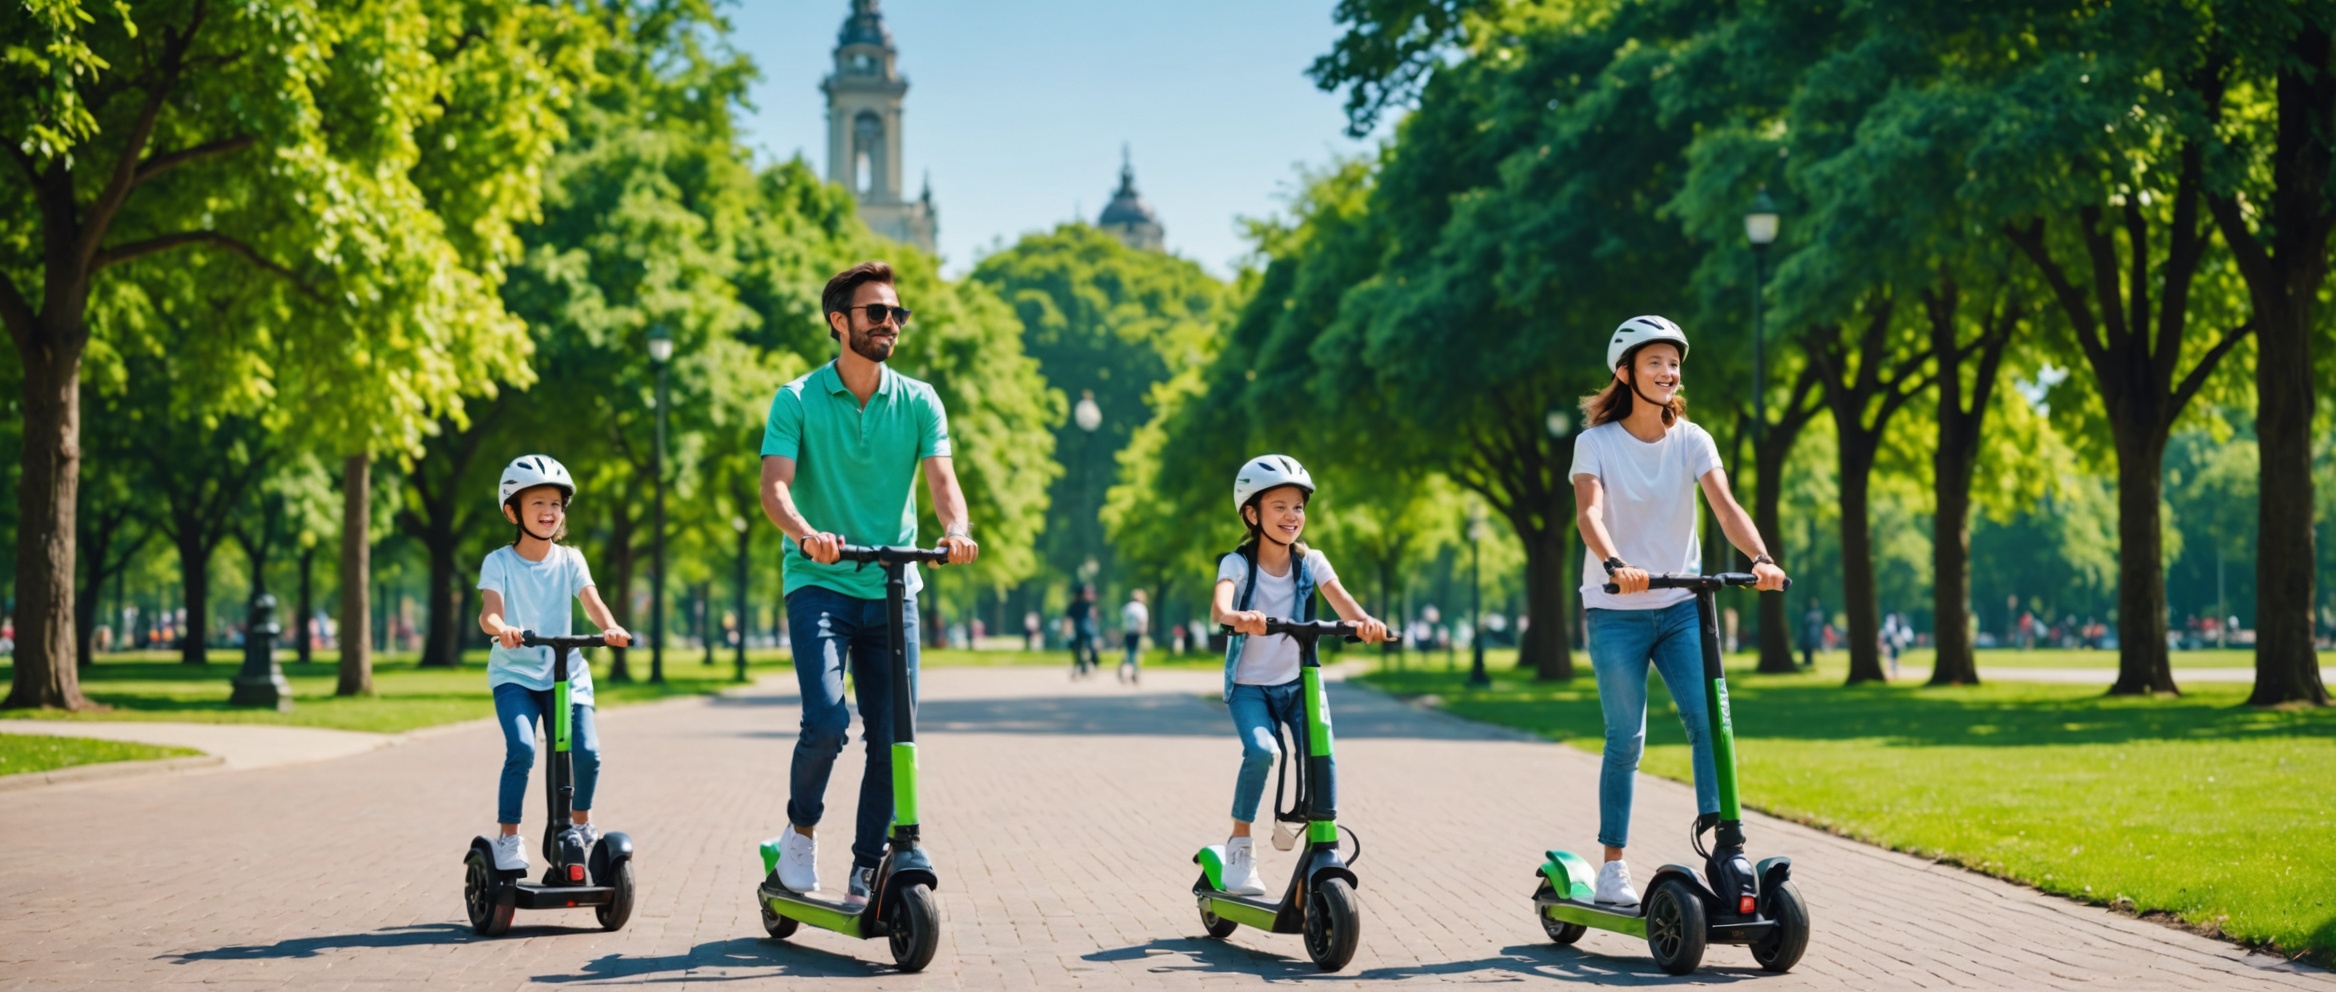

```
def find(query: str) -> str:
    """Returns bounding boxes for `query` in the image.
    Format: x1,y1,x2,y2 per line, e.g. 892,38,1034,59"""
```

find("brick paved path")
1,666,2324,990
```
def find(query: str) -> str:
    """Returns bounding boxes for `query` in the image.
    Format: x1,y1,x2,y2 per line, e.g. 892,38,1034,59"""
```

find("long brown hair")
1580,351,1687,428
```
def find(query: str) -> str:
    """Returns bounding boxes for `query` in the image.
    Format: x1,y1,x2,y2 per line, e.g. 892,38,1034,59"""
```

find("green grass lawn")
0,733,202,776
0,643,1224,734
1360,655,2336,963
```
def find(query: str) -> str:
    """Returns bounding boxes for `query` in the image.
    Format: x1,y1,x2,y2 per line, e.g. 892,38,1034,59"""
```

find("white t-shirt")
1571,419,1724,612
478,544,599,706
1120,600,1149,636
1216,548,1339,686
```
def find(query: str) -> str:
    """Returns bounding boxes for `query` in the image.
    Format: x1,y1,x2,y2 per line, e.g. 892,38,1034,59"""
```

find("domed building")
1097,147,1165,253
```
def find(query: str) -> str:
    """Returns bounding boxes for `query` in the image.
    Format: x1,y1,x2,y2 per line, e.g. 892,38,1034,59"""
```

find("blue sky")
727,1,1385,278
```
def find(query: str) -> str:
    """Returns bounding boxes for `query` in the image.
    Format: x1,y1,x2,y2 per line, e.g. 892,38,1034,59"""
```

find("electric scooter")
1530,572,1808,974
463,632,637,936
1193,618,1382,972
756,543,949,972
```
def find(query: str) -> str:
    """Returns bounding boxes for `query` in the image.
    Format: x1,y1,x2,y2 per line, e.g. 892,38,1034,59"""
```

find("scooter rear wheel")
1645,878,1707,975
887,882,940,972
1302,877,1360,971
1199,903,1238,939
463,850,514,937
1750,879,1809,972
596,859,634,931
1533,881,1587,944
759,900,800,939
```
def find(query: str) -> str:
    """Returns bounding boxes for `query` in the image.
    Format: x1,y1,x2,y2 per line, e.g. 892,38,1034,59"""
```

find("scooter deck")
1196,887,1293,933
758,881,869,936
511,881,616,910
1538,894,1649,938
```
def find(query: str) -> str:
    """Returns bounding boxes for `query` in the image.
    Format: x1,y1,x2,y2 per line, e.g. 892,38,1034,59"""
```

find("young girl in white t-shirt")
1570,317,1788,908
475,455,632,872
1207,454,1388,895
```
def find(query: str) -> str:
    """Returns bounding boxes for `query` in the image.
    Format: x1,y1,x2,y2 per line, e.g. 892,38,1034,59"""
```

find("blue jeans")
493,682,599,826
1123,633,1142,670
786,585,919,870
1586,600,1718,849
1227,679,1332,823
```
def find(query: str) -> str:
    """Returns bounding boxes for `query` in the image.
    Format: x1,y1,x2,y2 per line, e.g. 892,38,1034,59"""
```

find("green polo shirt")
762,361,952,600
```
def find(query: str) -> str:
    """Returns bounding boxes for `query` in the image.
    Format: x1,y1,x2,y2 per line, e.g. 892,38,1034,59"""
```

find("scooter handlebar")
1218,618,1400,643
792,540,953,565
518,630,617,650
1601,572,1791,594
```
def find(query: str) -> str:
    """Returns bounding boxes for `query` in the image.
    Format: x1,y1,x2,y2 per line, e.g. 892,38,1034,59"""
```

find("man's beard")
848,325,896,363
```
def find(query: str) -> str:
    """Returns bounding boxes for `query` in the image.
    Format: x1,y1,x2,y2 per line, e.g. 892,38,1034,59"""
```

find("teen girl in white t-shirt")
1570,317,1788,907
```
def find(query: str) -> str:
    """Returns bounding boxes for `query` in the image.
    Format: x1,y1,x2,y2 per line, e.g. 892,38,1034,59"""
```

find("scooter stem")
1694,589,1742,825
886,561,921,841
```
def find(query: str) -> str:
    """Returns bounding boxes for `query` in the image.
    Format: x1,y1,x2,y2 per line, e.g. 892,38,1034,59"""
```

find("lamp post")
732,515,750,683
1073,389,1103,583
1744,188,1779,457
647,323,673,684
1466,503,1490,688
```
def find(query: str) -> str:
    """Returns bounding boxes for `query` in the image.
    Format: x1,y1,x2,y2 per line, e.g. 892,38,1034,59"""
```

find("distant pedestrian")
1800,599,1823,670
1065,585,1100,678
1022,610,1040,651
1119,589,1149,683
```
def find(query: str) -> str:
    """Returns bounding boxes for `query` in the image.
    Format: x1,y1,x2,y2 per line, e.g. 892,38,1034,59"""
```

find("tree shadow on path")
160,923,482,961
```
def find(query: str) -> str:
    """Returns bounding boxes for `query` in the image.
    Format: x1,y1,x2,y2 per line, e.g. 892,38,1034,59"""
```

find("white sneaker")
491,833,528,872
1594,859,1640,907
776,828,819,893
1223,837,1268,895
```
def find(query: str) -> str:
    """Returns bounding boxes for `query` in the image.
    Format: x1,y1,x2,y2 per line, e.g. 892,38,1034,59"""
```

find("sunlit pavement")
0,665,2324,990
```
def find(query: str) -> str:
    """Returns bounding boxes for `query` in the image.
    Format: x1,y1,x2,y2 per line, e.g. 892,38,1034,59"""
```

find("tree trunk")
6,330,94,709
338,454,374,696
75,516,112,670
2212,25,2333,707
2103,431,2178,694
1521,520,1574,681
1837,444,1887,684
297,545,315,664
605,509,635,682
1928,448,1980,685
175,530,213,665
2248,284,2328,705
418,530,460,667
1751,438,1794,674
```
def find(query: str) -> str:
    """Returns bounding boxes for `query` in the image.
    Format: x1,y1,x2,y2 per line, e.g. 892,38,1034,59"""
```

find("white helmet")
497,454,575,508
1606,315,1690,371
1233,454,1315,514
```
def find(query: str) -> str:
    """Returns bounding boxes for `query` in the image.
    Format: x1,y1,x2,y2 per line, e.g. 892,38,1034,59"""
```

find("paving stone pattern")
1,666,2324,990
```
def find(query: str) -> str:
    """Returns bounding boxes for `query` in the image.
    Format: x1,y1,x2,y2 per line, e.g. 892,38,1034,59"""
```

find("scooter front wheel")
463,850,514,936
887,882,941,972
1302,877,1360,971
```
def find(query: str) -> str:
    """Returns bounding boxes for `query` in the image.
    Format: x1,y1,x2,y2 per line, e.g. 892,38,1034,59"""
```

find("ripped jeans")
784,584,920,871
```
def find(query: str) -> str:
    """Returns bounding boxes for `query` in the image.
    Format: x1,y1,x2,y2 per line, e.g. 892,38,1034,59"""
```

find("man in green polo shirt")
757,260,978,909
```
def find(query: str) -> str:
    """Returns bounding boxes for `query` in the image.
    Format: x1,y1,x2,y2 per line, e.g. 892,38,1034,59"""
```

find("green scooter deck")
1539,894,1649,939
1197,889,1287,933
758,882,869,937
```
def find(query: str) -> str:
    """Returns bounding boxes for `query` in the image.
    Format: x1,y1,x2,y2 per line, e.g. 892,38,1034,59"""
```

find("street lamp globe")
1073,389,1102,432
647,323,674,364
1744,188,1780,246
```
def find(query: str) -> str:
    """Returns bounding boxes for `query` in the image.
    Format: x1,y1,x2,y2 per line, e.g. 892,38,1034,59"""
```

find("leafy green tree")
968,224,1225,599
2,0,586,706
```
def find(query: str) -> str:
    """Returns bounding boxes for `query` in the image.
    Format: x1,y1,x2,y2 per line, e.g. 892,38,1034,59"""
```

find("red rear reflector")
569,864,585,882
1740,895,1757,915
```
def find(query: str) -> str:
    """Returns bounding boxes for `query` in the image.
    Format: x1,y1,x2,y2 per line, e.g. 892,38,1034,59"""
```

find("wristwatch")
1751,554,1775,567
1603,557,1629,576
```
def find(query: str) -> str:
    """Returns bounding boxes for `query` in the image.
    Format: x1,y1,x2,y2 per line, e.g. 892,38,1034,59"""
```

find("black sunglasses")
841,303,912,326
